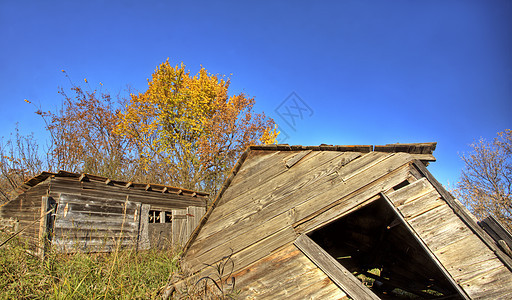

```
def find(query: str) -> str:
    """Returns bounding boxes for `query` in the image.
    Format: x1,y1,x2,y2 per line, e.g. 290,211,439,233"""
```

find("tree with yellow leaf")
116,60,278,192
116,60,277,193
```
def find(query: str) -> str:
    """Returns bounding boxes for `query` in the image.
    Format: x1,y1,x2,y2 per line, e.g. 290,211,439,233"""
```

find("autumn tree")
41,73,139,180
0,126,43,203
456,129,512,231
116,60,278,193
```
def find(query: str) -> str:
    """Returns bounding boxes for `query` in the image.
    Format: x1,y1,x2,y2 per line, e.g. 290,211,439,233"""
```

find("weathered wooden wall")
183,149,418,298
48,176,206,210
0,179,51,250
386,174,512,299
182,147,512,299
52,193,140,252
0,172,208,253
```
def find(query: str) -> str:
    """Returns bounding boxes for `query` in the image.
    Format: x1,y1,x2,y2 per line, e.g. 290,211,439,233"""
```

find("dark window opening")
148,210,173,223
164,211,173,223
308,196,463,299
392,180,410,191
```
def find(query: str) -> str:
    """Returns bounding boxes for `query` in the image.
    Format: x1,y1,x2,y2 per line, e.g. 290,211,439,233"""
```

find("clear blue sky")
1,0,511,188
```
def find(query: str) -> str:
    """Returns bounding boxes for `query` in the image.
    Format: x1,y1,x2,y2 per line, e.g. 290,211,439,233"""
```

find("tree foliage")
116,60,278,192
42,73,135,179
456,129,512,231
0,127,43,203
0,61,277,202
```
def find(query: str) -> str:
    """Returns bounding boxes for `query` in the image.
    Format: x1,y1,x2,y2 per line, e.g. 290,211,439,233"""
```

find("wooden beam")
78,173,88,182
125,181,133,188
145,184,152,191
380,192,470,299
285,150,312,168
413,160,512,272
294,234,380,300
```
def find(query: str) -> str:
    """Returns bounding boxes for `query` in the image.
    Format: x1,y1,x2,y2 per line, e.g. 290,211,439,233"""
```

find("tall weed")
0,233,180,299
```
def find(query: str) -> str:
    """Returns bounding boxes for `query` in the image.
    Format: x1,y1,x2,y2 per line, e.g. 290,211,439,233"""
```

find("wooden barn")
0,171,208,255
176,143,512,299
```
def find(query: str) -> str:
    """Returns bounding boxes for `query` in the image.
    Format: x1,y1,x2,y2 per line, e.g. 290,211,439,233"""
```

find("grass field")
0,233,180,299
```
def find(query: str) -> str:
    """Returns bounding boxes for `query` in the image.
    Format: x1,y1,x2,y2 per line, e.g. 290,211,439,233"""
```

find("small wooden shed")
0,171,208,254
178,143,512,299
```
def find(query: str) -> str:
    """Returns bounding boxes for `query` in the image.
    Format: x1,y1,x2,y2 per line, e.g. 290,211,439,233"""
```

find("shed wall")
0,179,50,250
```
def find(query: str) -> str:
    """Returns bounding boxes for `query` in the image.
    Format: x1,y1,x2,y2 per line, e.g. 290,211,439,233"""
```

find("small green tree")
456,129,512,231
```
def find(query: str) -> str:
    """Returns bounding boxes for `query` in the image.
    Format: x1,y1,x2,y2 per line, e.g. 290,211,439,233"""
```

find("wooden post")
38,196,55,259
138,204,150,250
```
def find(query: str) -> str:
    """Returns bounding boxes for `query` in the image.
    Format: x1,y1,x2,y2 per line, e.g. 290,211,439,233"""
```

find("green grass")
0,233,180,299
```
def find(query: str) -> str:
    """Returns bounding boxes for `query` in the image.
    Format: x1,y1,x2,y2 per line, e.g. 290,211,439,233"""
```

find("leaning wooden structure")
177,143,512,299
0,171,208,255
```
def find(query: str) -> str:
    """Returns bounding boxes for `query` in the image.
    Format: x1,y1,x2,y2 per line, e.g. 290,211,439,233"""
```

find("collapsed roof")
176,143,512,299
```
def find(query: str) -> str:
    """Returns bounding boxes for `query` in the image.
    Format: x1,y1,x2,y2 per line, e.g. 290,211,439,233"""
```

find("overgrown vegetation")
455,129,512,231
0,232,180,299
0,60,278,205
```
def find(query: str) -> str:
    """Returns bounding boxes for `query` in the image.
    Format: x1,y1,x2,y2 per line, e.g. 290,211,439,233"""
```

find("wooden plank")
294,163,411,234
395,189,444,220
294,234,380,300
434,234,507,282
458,264,512,299
186,226,297,278
137,204,150,250
172,208,187,246
218,151,322,208
37,196,48,257
233,244,313,288
406,203,474,252
51,178,206,208
386,177,434,206
413,161,512,272
480,215,512,251
285,150,312,168
187,152,409,267
195,151,361,241
380,193,470,299
186,206,205,245
53,193,139,252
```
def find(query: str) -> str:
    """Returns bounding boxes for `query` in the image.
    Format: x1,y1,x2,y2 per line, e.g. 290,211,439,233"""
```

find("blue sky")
0,0,511,188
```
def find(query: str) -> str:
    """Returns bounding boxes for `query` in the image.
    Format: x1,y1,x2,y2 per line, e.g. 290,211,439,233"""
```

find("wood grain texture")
231,243,348,300
186,152,413,276
52,193,140,252
294,234,379,300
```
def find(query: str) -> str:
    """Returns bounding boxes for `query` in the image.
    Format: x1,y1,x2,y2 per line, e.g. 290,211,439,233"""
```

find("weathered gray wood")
413,160,512,272
406,203,473,252
395,189,444,220
137,204,151,250
294,163,411,234
185,225,297,280
53,193,140,252
457,261,512,299
195,151,361,241
480,215,512,254
50,177,206,208
172,208,187,246
380,193,470,299
216,151,323,213
386,177,434,206
294,234,380,300
187,153,411,269
285,150,312,168
186,206,205,245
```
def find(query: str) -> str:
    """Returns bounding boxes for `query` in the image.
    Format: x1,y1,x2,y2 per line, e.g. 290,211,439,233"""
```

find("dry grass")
0,232,180,299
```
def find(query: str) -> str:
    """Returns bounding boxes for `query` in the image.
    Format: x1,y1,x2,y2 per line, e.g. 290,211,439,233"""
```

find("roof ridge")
249,142,437,155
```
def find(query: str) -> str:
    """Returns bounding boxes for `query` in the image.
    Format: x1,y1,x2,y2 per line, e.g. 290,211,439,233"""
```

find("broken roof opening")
308,195,464,299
